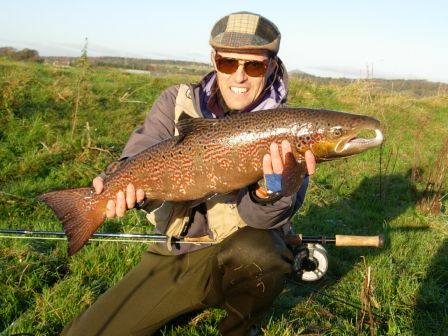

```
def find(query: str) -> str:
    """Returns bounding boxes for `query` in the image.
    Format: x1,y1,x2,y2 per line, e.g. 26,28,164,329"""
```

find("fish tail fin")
38,187,106,256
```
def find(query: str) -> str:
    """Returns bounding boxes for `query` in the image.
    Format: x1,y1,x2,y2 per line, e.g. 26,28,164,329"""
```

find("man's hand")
93,176,145,218
256,140,316,198
263,140,316,177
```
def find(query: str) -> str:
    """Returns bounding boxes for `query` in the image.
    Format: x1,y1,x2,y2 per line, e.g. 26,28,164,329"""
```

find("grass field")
0,58,447,335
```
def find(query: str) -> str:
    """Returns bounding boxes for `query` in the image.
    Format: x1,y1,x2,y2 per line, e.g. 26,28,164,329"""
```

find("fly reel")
287,233,384,281
293,243,328,282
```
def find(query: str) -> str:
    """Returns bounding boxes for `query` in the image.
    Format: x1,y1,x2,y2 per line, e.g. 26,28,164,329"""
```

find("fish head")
293,109,384,161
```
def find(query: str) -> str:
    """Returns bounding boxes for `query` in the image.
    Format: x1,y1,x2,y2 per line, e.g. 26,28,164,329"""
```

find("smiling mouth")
230,87,248,94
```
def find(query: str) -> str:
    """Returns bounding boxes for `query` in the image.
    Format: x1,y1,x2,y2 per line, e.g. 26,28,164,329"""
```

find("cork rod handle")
335,234,384,248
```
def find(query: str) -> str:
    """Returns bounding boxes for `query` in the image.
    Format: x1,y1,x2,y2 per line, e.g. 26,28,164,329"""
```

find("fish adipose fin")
37,188,107,256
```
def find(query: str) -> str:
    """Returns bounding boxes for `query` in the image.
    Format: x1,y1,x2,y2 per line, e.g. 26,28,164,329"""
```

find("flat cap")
209,11,281,55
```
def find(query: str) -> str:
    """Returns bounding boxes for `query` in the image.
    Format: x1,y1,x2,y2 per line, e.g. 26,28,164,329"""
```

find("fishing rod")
0,228,214,244
0,228,384,247
0,228,383,282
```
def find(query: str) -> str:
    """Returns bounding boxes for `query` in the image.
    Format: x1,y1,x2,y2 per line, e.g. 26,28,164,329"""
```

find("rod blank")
0,229,384,248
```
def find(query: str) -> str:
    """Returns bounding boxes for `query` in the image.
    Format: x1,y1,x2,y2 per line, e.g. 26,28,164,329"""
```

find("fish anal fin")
140,200,164,213
161,193,220,210
183,193,220,208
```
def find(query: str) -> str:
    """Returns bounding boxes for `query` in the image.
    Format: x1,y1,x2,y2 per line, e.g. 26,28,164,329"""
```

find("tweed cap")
209,12,281,55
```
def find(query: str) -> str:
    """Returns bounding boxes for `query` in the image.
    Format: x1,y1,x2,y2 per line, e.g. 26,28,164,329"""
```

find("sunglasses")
214,54,270,77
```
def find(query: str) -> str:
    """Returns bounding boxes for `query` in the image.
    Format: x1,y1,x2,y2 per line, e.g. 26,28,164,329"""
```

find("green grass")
0,58,447,335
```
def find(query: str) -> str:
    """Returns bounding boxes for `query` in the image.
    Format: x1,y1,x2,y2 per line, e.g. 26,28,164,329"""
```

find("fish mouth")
335,128,384,154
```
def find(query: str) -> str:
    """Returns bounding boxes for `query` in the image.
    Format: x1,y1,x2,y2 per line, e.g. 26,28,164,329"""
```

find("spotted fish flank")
39,107,384,255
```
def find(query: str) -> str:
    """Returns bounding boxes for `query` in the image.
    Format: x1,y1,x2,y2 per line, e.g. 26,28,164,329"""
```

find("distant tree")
13,48,41,62
0,47,42,62
0,47,17,57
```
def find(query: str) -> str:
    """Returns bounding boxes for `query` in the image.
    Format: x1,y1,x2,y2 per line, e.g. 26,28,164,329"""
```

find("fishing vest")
146,84,247,246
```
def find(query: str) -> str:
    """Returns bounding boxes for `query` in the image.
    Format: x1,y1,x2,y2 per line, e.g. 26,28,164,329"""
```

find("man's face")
212,50,276,111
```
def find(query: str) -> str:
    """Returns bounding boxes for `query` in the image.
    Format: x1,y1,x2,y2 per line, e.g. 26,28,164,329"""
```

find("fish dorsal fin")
104,159,127,175
175,117,219,138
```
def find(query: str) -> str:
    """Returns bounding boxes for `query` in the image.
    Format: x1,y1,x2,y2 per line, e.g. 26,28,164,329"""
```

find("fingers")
92,176,104,194
136,188,146,203
106,200,116,218
105,183,145,219
263,141,316,179
270,142,283,174
263,153,273,175
115,191,126,217
281,139,292,163
304,150,316,176
263,140,293,175
126,183,136,209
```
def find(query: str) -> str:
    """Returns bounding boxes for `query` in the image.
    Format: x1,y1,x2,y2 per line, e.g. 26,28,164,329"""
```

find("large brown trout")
39,108,383,255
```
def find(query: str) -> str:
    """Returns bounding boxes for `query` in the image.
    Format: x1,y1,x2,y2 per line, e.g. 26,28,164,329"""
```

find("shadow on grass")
272,172,430,332
413,238,448,335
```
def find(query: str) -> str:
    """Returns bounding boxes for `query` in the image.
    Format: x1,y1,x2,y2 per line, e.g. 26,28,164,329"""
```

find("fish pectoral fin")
281,155,307,197
177,110,196,124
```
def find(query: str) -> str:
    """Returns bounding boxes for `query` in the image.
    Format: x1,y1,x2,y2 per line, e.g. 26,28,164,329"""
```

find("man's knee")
218,227,293,277
214,228,292,335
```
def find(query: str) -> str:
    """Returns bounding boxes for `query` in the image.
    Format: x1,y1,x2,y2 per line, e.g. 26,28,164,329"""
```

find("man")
62,11,316,336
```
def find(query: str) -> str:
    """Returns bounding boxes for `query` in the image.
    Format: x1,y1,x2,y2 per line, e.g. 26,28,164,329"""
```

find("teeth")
231,87,248,94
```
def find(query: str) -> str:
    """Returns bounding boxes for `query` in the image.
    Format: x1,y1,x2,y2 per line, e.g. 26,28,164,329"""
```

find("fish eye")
331,127,343,137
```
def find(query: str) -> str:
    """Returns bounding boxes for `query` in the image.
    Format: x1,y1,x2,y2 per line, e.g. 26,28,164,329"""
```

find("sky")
1,0,447,83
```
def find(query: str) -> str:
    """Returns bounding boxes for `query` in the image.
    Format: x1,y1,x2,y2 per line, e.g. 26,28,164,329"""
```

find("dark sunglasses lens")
217,58,239,74
216,57,268,77
244,61,267,77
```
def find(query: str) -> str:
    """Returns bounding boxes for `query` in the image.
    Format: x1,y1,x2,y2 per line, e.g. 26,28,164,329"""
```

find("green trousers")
61,227,293,336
